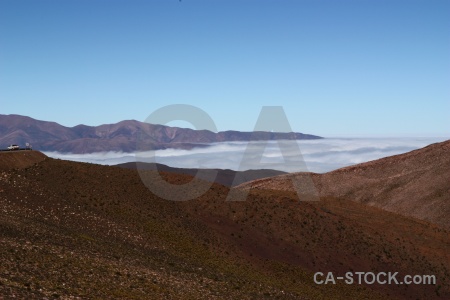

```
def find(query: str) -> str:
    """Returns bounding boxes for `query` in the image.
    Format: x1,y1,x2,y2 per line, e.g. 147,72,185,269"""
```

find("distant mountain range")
0,114,322,153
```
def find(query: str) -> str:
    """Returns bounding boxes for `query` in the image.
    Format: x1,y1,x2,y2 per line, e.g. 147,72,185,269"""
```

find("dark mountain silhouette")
236,139,450,229
0,114,322,153
116,161,286,187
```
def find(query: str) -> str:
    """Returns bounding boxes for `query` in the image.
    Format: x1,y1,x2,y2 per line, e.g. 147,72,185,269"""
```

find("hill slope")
236,140,450,229
0,114,321,153
0,150,47,171
0,154,448,299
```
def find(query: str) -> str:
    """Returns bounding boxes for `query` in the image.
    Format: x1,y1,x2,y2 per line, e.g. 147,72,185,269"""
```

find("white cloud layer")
44,137,449,173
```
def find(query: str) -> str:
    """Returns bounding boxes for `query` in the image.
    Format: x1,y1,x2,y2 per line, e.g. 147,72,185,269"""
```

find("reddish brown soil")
0,150,448,299
237,140,450,229
0,151,47,171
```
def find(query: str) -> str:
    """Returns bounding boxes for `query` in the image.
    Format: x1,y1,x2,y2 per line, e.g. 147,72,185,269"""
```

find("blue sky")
0,0,449,137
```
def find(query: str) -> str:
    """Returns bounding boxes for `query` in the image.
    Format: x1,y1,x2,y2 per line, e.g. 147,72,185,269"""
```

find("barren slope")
0,155,448,299
0,151,47,171
236,140,450,229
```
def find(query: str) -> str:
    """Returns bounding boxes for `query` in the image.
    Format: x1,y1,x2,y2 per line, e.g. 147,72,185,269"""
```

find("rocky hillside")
236,140,450,229
0,153,448,299
0,150,47,171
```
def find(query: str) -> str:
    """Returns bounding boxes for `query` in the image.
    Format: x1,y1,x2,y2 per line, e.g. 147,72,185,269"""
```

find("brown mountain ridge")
116,161,287,187
236,139,450,229
0,114,321,154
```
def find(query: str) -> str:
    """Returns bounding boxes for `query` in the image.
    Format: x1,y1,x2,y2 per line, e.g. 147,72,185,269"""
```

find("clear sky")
0,0,449,137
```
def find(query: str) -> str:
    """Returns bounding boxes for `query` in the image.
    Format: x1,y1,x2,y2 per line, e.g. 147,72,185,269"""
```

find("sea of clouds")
44,137,448,173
